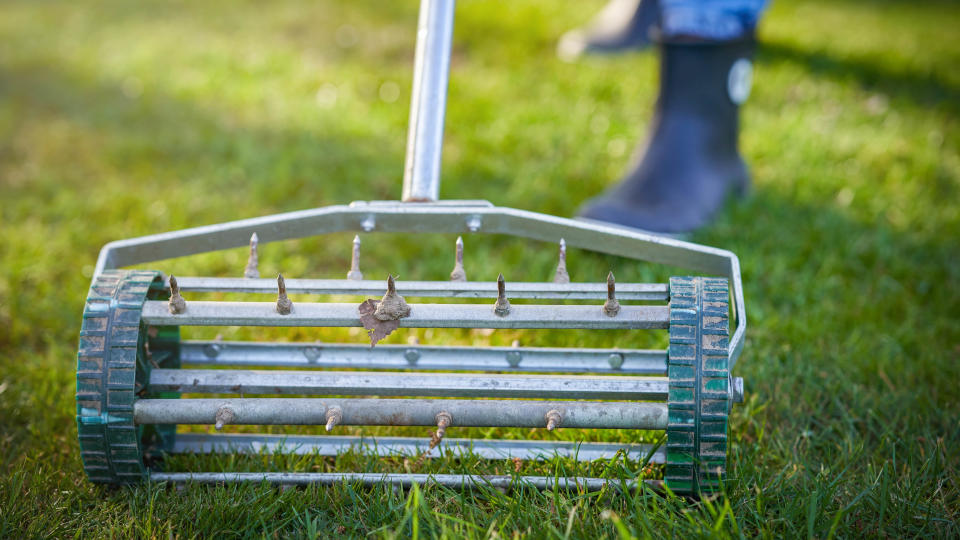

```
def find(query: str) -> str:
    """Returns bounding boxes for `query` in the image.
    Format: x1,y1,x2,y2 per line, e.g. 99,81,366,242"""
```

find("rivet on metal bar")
466,215,481,232
347,235,363,281
553,238,570,284
325,406,342,432
361,215,376,232
603,271,621,317
608,352,624,370
168,275,187,314
545,409,562,431
214,405,235,431
244,232,260,279
303,345,321,363
276,274,293,315
493,274,511,316
202,334,223,359
506,339,522,367
375,275,411,321
449,236,466,282
404,348,421,365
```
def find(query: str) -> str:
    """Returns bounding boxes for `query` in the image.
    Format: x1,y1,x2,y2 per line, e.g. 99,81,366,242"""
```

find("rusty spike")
325,407,342,432
276,274,293,315
374,274,411,321
243,232,260,279
347,235,363,281
603,271,621,317
553,238,570,284
168,275,187,314
214,405,235,431
434,411,453,442
493,273,511,316
449,236,467,282
545,409,562,431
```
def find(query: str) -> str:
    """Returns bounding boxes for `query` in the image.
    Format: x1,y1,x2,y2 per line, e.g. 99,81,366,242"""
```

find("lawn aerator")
75,0,746,496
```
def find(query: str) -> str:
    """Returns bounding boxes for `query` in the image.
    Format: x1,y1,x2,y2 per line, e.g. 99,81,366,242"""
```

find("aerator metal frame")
75,0,747,496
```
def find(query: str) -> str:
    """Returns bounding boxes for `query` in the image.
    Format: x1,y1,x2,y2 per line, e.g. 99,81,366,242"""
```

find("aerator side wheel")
666,276,731,496
75,270,180,484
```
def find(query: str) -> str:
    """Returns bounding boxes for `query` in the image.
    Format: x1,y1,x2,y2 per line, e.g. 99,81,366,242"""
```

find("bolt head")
607,353,624,370
303,346,321,362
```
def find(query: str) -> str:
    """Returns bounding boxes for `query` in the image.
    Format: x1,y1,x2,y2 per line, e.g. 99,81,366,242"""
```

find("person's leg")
557,0,660,61
659,0,766,42
579,0,769,234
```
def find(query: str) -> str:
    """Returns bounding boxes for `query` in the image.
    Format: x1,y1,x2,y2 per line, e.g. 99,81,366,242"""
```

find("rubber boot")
578,38,755,234
557,0,659,61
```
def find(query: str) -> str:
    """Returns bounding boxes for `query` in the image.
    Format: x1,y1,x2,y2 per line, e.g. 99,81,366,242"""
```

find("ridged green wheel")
75,270,180,484
665,276,731,496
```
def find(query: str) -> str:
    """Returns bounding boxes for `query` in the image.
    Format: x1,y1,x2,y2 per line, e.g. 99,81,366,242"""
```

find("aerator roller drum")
76,271,180,484
73,269,736,496
666,277,730,494
73,0,747,497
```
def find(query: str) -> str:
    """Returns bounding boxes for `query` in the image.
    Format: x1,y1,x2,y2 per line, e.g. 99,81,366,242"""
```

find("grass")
1,0,958,537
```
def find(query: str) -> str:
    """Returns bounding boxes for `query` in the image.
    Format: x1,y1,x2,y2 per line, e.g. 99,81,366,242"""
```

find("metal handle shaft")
401,0,456,202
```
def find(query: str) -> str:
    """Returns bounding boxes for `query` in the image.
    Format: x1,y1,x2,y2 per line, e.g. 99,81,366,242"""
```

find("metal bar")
149,369,668,400
92,202,744,365
172,277,669,301
134,398,669,429
402,0,456,202
168,433,665,462
149,472,658,491
180,340,667,374
140,301,670,329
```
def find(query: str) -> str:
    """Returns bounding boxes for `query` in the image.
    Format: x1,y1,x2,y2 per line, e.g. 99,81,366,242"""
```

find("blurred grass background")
0,0,958,537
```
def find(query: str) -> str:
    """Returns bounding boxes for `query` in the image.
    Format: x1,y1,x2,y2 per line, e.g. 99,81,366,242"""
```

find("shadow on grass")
758,38,959,117
0,62,403,208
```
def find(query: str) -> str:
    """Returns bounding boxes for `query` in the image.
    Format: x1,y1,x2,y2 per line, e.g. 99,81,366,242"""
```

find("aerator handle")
401,0,455,202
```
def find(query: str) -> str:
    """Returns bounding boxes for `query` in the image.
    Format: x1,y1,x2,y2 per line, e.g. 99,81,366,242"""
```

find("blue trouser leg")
659,0,769,40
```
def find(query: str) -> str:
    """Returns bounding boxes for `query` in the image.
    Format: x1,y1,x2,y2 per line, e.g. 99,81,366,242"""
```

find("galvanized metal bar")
92,202,744,365
149,471,657,491
133,398,669,429
402,0,455,202
171,277,669,301
149,369,668,400
180,340,667,373
140,301,670,329
168,433,666,462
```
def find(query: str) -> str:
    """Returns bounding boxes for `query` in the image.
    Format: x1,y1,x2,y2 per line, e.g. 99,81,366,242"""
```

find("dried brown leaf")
358,299,400,346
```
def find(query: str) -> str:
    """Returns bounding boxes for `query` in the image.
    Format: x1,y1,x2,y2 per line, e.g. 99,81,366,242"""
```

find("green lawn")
1,0,958,537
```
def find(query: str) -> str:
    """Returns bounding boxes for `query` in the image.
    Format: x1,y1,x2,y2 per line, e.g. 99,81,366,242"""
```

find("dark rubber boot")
578,38,755,234
557,0,659,61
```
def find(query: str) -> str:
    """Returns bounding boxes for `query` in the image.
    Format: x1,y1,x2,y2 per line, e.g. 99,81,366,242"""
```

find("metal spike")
603,271,621,317
545,409,562,431
347,235,363,281
552,238,570,284
493,273,511,316
374,274,411,321
276,274,293,315
449,236,467,282
214,405,235,431
243,232,260,279
168,275,187,314
325,407,342,432
434,411,453,441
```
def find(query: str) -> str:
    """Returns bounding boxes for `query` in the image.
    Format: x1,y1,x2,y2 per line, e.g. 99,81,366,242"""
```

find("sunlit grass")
1,0,958,537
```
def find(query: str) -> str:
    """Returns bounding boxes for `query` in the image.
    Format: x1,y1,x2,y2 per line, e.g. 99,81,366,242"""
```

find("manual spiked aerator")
75,0,746,496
